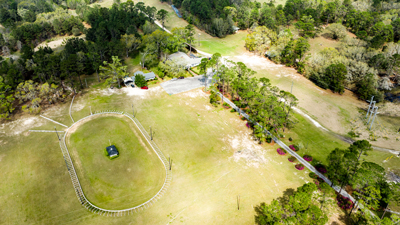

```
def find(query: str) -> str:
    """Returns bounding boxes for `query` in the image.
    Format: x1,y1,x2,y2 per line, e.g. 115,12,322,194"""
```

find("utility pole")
237,195,240,210
369,107,379,130
198,33,201,46
150,126,153,140
366,96,374,118
169,157,172,170
132,104,134,117
54,126,60,141
291,81,293,94
85,78,88,88
89,106,92,115
367,101,376,124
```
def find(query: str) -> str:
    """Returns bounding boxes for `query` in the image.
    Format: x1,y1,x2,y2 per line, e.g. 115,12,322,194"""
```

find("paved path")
160,71,215,95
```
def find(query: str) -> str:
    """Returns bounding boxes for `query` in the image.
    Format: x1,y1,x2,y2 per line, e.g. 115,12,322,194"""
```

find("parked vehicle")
178,76,184,79
141,86,148,89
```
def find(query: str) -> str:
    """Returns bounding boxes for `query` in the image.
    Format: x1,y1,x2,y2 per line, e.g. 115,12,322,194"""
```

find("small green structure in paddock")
106,145,119,159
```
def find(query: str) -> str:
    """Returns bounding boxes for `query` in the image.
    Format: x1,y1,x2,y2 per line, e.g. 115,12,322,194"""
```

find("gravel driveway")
160,76,213,95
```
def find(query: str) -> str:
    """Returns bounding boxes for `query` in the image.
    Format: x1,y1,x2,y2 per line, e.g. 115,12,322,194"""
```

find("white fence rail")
59,111,171,216
29,130,65,133
69,95,75,123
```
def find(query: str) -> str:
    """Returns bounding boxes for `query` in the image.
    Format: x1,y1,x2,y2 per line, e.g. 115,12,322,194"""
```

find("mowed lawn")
198,31,248,56
67,115,165,210
0,86,314,224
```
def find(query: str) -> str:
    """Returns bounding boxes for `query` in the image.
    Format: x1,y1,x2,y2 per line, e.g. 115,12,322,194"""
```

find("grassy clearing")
308,32,340,56
258,0,288,6
280,112,350,165
0,85,318,224
67,115,165,209
0,82,398,223
198,31,248,56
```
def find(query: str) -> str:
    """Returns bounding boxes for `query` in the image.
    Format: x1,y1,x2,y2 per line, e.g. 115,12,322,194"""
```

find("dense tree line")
170,0,399,101
255,183,330,224
0,1,192,118
325,140,400,223
237,0,400,102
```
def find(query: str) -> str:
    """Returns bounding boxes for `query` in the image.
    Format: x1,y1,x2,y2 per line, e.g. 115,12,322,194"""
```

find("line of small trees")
204,53,298,138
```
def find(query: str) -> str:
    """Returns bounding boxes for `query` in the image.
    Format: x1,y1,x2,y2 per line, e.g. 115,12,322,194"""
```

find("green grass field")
280,112,350,165
0,86,318,224
198,31,248,56
67,115,165,210
1,82,399,223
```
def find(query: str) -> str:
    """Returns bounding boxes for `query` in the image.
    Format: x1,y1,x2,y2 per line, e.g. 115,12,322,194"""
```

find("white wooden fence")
59,111,171,216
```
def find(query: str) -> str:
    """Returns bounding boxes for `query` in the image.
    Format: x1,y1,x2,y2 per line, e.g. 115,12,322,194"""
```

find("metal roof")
132,71,156,81
106,145,119,157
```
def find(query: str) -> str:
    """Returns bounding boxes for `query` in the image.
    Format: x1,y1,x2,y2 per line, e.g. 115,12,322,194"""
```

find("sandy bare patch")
0,154,5,162
34,35,85,51
224,132,267,168
72,99,86,112
350,112,400,150
229,53,303,82
179,89,208,98
122,86,163,99
42,103,67,117
204,105,212,111
230,52,282,68
379,102,400,117
0,116,45,136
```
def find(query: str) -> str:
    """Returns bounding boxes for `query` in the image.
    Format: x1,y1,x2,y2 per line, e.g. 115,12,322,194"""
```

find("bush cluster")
315,164,327,174
288,156,296,162
309,172,318,179
295,163,304,170
289,144,299,151
303,155,313,162
336,195,354,210
277,148,287,155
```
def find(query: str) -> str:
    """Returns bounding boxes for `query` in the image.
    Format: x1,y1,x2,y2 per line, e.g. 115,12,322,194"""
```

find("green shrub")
230,108,236,113
209,91,221,105
348,131,359,138
72,26,81,36
135,74,147,87
289,137,293,141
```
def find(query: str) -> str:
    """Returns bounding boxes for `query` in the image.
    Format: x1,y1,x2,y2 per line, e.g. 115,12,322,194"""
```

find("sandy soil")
34,35,85,51
379,102,400,117
350,112,400,150
0,116,45,136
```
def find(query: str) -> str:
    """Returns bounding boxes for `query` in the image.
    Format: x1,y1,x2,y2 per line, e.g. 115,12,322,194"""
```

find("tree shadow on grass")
276,188,295,206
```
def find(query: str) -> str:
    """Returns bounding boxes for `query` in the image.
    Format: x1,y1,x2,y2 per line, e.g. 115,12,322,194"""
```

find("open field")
198,31,248,56
1,78,399,223
67,115,165,209
280,112,350,165
1,84,357,224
